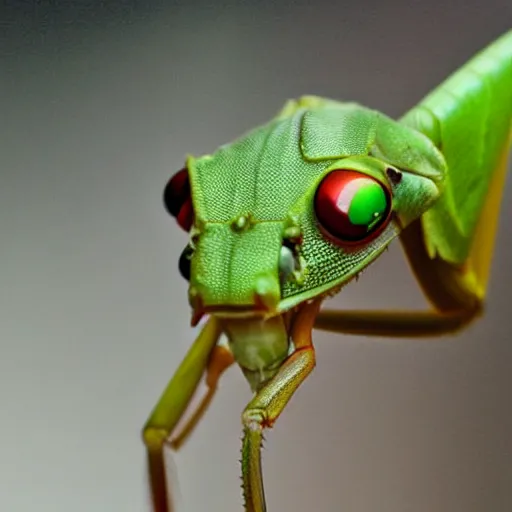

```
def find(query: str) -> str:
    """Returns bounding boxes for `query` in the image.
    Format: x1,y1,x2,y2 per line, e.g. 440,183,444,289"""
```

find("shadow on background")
1,2,511,511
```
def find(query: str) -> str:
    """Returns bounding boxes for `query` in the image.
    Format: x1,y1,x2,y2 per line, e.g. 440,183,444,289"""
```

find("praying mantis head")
164,98,446,323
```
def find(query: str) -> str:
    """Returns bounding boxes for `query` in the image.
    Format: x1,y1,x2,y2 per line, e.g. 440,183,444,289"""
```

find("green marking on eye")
347,182,387,228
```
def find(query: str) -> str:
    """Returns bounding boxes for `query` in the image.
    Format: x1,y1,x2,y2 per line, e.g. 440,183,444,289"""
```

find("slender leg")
170,345,235,450
241,299,322,512
142,317,223,512
314,307,481,338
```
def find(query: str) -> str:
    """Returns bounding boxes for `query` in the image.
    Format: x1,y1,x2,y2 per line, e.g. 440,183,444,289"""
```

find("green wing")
400,30,512,272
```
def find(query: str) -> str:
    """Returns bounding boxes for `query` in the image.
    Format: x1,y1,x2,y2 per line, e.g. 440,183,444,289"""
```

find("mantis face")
164,100,447,321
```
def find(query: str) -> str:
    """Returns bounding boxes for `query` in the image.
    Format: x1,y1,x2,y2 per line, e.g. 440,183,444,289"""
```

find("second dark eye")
178,245,194,281
314,169,392,245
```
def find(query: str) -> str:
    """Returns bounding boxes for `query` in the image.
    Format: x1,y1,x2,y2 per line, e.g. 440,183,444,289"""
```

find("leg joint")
242,409,266,430
142,425,169,450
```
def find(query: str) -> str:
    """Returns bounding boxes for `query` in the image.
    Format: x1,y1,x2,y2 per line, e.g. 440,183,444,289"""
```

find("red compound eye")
163,167,194,232
314,169,392,245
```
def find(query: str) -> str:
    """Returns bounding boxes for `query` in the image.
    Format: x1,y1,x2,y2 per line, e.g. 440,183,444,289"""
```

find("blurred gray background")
1,1,511,511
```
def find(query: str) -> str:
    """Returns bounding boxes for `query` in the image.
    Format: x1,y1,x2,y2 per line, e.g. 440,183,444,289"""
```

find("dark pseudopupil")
314,170,391,243
178,245,194,281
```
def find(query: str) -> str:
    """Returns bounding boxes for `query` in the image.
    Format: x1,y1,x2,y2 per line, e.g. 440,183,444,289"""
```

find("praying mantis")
142,30,512,511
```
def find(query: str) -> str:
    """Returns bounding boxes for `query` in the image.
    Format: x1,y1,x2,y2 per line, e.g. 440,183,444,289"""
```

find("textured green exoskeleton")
143,30,512,512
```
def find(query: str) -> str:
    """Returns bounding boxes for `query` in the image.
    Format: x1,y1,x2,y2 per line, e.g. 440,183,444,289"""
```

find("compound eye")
178,245,194,281
163,167,194,231
314,169,392,245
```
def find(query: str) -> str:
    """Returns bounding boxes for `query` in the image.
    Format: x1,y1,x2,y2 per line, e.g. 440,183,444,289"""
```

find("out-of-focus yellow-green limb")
170,345,235,450
314,308,479,338
142,317,223,512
